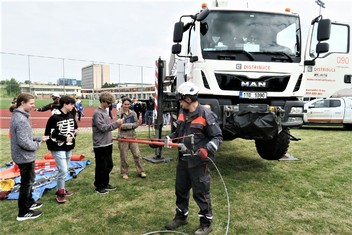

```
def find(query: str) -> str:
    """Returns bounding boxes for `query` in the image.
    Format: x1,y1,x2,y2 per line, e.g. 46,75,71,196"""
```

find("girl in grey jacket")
10,93,48,221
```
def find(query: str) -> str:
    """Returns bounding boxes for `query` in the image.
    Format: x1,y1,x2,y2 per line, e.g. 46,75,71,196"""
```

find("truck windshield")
200,11,301,62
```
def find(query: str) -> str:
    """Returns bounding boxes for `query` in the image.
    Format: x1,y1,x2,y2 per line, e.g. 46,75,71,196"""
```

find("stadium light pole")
118,64,121,98
62,58,66,95
92,61,96,100
27,55,31,94
141,66,144,99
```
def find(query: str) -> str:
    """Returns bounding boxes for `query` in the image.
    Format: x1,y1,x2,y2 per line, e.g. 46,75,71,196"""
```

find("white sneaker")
30,203,43,210
17,210,42,221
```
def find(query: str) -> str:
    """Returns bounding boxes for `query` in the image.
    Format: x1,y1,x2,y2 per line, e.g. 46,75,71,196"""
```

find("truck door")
304,21,352,98
307,99,331,122
329,99,344,123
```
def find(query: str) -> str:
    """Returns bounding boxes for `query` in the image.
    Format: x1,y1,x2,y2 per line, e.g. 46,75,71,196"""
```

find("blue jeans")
18,161,36,215
51,150,72,190
145,110,154,125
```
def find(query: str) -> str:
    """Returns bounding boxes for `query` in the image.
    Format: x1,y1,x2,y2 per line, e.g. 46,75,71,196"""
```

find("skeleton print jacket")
44,109,78,151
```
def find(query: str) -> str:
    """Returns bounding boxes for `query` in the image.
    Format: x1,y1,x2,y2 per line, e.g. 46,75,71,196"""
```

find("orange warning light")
201,3,207,8
269,106,277,112
285,8,291,12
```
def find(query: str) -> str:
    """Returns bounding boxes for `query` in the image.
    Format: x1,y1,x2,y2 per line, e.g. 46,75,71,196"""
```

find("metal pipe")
113,138,180,148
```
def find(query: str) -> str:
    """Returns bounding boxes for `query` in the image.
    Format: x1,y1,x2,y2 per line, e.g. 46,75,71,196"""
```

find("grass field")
0,127,351,234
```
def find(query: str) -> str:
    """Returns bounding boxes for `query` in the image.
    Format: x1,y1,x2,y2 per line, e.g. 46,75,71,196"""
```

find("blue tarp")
6,160,90,201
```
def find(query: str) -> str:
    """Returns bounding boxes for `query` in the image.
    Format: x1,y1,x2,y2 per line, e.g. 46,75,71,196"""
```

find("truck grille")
215,73,290,92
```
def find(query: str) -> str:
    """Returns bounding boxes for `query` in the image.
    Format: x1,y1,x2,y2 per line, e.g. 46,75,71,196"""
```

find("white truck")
303,19,352,99
159,1,332,160
303,97,352,129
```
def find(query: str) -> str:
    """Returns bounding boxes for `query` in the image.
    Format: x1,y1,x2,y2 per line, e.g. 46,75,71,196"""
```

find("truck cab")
303,19,352,98
165,3,331,160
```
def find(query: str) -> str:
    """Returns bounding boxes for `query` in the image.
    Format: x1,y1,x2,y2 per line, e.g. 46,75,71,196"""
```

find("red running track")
0,107,117,129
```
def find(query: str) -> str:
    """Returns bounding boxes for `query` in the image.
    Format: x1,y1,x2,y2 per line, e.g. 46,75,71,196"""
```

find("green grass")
0,127,351,234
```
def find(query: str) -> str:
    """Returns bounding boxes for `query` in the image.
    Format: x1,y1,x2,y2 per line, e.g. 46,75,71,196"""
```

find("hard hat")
51,93,60,99
176,81,199,101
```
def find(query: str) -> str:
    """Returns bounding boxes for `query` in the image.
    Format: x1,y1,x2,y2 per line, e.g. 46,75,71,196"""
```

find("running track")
0,107,117,129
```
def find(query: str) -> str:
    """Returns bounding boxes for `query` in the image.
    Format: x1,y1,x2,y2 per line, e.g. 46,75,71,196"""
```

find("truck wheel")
255,128,290,160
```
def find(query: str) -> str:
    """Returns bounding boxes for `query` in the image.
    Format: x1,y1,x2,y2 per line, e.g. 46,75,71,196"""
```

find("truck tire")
255,128,290,160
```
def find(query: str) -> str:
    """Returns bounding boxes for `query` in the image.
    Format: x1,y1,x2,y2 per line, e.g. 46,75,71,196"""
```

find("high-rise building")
57,78,81,86
81,64,110,89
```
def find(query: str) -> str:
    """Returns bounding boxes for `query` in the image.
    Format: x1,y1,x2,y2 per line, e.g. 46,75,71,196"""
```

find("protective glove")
178,143,188,154
149,138,162,149
164,136,172,148
196,148,208,160
149,136,171,149
206,141,217,154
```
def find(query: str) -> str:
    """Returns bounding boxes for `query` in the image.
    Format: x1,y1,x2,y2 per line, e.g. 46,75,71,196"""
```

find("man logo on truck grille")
241,81,267,87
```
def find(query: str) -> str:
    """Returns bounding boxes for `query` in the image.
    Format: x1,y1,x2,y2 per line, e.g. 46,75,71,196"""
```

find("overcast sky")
1,0,351,85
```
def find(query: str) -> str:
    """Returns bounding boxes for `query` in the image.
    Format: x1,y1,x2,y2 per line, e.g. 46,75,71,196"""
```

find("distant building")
57,78,82,86
20,82,155,101
81,83,154,100
20,84,81,98
81,64,110,90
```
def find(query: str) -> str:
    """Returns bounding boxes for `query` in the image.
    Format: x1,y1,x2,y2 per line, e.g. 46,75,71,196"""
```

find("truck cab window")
330,100,341,108
310,23,348,57
200,11,300,62
313,100,329,108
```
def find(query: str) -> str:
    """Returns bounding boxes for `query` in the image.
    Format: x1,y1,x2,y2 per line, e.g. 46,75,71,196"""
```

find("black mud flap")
224,111,280,140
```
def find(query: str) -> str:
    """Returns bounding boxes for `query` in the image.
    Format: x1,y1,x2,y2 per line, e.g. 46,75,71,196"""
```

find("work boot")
194,216,212,235
194,225,213,235
56,189,66,203
165,208,188,230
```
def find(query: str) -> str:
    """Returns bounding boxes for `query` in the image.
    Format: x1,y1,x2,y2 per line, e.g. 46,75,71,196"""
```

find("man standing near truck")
165,82,223,235
34,93,61,115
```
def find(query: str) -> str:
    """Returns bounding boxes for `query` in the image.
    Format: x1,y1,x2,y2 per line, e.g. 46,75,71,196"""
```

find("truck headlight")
288,117,303,122
290,107,303,114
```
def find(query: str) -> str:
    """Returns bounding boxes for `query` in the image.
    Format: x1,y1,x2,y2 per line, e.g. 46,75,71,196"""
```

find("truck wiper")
262,51,293,62
217,50,255,61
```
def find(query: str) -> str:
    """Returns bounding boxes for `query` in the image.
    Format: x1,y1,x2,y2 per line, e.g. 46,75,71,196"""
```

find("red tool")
113,137,180,148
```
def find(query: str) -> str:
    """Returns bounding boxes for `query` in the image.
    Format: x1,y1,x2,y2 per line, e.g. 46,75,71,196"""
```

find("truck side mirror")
316,42,329,54
196,8,209,21
173,22,184,43
172,44,182,54
317,19,331,41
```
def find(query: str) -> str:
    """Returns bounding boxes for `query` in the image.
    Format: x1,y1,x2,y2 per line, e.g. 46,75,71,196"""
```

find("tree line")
0,78,21,97
0,79,116,98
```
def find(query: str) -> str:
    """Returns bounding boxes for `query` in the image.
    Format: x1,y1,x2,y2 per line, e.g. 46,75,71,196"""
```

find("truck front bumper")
222,102,303,140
